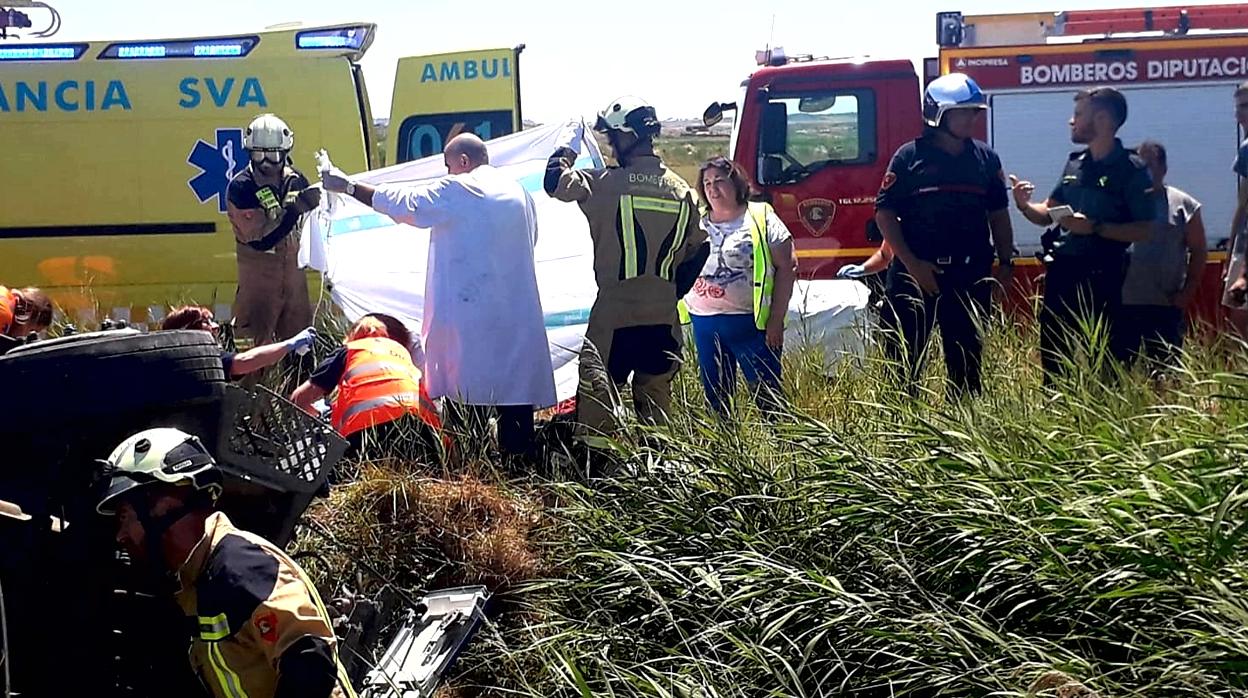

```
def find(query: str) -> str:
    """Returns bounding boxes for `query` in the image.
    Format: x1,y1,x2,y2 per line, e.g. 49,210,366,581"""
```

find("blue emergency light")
100,37,257,60
0,44,85,61
295,27,368,50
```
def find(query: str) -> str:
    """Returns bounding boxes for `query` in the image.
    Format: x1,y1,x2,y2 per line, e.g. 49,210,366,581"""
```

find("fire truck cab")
716,4,1248,320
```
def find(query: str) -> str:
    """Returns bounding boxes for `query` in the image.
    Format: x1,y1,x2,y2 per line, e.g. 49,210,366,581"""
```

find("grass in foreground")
307,311,1248,697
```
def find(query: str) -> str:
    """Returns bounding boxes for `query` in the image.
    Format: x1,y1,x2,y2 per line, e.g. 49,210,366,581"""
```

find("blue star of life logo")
187,128,245,213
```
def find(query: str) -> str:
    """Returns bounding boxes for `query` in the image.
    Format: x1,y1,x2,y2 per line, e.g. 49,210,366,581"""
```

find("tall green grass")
439,313,1248,697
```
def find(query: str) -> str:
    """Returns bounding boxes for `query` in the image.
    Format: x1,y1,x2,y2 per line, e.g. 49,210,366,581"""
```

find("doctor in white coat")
319,134,556,460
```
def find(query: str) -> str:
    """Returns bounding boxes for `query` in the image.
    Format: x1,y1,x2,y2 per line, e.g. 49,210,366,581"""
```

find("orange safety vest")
331,337,443,437
0,286,14,336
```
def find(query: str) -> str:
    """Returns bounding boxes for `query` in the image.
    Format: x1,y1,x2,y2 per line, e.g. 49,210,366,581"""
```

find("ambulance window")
396,110,515,164
763,89,876,181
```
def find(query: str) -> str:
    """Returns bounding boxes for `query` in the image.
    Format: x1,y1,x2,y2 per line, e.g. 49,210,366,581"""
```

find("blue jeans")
690,313,782,416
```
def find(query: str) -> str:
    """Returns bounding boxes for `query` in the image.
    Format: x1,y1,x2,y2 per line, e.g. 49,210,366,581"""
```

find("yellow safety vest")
678,202,775,330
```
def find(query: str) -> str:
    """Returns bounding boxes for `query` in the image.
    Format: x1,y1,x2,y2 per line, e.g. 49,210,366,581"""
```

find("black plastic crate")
216,384,346,494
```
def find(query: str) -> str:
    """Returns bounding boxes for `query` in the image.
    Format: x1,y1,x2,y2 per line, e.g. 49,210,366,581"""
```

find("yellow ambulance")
0,23,523,328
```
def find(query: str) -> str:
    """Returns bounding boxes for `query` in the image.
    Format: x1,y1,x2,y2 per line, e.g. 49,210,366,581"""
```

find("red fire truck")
710,4,1248,321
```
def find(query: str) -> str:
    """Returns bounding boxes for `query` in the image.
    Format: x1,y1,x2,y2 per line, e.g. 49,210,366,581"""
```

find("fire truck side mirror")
703,102,736,128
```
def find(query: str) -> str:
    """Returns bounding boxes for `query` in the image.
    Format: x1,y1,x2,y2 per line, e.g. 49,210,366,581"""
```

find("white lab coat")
372,165,557,407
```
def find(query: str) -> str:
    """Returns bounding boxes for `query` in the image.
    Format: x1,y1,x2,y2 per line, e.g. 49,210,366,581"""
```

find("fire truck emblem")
798,198,836,237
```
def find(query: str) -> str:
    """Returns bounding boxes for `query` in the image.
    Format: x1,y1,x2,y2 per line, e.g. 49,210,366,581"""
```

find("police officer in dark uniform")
1010,87,1154,382
875,73,1014,397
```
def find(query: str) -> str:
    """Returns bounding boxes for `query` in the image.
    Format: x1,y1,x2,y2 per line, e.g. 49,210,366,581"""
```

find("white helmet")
244,113,294,151
923,73,988,127
595,96,661,138
97,428,223,515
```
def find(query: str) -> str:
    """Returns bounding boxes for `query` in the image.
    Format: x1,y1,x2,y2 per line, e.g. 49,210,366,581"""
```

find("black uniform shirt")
1047,139,1154,263
227,166,311,251
875,131,1009,263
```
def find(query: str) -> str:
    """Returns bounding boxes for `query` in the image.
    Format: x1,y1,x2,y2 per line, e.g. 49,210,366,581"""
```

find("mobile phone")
1047,205,1074,221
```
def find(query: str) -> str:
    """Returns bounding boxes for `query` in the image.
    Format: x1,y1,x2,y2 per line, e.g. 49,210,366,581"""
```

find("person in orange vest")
290,313,443,460
0,285,53,339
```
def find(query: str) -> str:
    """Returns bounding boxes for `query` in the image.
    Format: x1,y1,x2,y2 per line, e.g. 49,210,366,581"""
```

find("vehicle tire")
0,329,225,420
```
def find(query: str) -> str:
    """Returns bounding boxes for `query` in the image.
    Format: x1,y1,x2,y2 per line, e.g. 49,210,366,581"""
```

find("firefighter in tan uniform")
97,428,355,698
227,114,321,347
544,97,709,436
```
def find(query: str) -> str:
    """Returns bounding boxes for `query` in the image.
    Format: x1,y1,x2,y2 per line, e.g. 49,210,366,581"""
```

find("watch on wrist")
345,181,357,196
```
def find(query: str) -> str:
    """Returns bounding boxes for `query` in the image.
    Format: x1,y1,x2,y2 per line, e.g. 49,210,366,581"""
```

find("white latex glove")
284,327,317,355
837,263,868,279
316,149,353,193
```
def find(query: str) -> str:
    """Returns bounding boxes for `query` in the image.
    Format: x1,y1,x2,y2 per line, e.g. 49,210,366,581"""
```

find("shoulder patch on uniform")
880,171,897,190
197,533,280,641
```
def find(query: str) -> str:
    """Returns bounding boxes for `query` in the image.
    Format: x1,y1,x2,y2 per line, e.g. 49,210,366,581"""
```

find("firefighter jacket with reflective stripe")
552,154,708,328
331,337,442,437
175,512,356,698
677,202,776,330
0,286,13,335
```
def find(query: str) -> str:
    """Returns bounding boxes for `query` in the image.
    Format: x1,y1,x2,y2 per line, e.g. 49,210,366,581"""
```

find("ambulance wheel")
0,329,226,422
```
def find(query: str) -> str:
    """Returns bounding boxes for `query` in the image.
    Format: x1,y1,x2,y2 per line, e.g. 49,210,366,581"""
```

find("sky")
18,0,1243,122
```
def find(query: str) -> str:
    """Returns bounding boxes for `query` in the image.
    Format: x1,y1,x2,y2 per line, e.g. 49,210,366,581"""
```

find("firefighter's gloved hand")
285,327,317,356
837,263,867,279
544,147,578,196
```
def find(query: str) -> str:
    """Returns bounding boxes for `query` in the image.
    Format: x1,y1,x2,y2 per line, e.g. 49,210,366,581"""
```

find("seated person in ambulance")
0,285,53,339
161,305,316,379
290,314,444,460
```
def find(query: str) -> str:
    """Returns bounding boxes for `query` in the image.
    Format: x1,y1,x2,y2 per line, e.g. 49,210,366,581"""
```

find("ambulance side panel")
0,50,369,326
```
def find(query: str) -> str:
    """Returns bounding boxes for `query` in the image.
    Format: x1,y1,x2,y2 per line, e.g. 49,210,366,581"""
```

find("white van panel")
990,83,1238,254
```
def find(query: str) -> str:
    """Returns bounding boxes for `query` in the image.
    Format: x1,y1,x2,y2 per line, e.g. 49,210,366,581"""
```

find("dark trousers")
689,313,783,416
1039,258,1125,382
881,258,992,397
444,401,536,458
1112,304,1185,370
345,414,441,464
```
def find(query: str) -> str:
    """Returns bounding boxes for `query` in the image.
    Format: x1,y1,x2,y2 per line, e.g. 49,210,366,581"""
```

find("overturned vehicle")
0,329,484,697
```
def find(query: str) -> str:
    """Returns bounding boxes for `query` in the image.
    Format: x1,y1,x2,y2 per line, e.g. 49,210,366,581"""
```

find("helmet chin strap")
133,495,206,586
609,131,643,167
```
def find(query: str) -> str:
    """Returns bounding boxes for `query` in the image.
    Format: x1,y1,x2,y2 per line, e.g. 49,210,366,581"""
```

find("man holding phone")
1010,87,1154,382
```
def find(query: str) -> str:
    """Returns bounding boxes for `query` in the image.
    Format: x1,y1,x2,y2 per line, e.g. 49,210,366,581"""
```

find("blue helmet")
923,73,987,127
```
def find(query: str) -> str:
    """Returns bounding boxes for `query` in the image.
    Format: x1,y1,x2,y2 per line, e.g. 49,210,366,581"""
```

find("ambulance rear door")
385,46,523,165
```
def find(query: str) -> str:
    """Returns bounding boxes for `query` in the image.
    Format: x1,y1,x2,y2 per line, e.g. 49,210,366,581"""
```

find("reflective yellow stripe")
198,613,230,642
618,195,639,279
659,200,691,280
632,196,683,215
207,641,249,698
795,247,880,259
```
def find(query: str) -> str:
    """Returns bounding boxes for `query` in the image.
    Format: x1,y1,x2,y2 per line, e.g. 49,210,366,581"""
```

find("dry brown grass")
306,462,544,595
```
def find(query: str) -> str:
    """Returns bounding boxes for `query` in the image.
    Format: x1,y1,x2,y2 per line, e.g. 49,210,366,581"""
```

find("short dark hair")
696,156,751,208
1139,139,1167,173
1076,87,1128,130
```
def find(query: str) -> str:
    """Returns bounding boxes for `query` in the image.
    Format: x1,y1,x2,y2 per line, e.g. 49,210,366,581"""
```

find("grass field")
301,310,1248,697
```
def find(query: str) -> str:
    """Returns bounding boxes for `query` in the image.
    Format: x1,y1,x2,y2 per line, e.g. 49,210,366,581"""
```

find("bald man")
319,135,556,462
